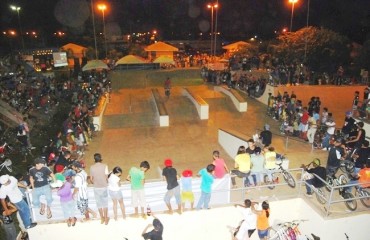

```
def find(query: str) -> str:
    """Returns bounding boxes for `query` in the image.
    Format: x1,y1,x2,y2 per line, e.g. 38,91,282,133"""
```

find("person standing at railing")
326,137,345,177
234,199,257,240
252,201,270,240
196,164,215,210
212,150,229,179
322,113,336,151
162,159,182,214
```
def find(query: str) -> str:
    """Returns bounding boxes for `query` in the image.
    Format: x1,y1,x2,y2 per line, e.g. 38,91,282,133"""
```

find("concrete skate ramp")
27,198,367,240
257,85,366,126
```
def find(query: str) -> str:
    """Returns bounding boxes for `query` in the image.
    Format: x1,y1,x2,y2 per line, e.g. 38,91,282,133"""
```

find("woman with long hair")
252,201,270,240
108,166,126,220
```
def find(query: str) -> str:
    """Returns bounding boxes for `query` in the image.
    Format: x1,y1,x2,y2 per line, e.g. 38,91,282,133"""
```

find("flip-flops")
39,205,45,215
47,209,52,219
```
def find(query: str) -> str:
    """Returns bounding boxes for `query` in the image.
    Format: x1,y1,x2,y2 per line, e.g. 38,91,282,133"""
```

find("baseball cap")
264,124,270,130
0,175,10,185
34,157,46,165
164,158,172,167
182,169,193,177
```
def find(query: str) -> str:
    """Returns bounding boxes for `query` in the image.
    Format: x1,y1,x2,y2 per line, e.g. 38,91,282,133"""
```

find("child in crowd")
212,150,229,179
126,161,150,219
196,164,215,210
108,166,126,220
181,170,194,210
57,173,77,227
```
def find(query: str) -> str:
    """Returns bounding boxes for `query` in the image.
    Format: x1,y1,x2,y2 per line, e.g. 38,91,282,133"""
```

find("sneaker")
26,223,37,229
322,147,328,151
305,192,313,197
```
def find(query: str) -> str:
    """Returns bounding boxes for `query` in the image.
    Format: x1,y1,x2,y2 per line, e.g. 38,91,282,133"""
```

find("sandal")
39,204,45,215
47,209,52,219
67,218,71,227
72,217,77,227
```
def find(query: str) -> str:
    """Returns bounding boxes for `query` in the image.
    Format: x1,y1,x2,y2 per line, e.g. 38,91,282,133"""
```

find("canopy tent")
153,55,175,64
145,41,178,61
60,43,87,58
115,55,146,65
222,41,252,51
82,60,109,71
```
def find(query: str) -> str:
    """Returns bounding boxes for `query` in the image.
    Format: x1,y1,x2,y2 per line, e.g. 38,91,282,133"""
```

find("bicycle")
354,185,370,208
0,158,13,173
269,219,311,240
264,155,296,190
305,182,327,205
326,169,357,211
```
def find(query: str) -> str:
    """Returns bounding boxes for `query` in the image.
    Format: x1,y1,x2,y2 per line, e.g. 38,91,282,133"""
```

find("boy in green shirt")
126,161,150,218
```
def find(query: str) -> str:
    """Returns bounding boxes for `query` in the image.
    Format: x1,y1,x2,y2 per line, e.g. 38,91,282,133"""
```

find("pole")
91,0,98,59
16,10,25,50
290,2,295,32
102,9,107,59
214,2,218,57
304,0,310,62
210,7,214,57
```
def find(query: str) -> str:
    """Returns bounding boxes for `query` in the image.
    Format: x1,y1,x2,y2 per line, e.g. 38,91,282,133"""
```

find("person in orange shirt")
358,163,370,188
251,201,270,240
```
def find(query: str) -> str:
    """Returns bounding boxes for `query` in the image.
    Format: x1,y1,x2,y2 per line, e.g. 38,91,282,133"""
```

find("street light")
289,0,298,32
98,3,107,59
10,5,24,49
213,1,219,57
207,3,218,57
90,0,98,59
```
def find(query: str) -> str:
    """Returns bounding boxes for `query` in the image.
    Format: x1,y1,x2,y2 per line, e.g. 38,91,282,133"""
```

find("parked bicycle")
268,219,317,240
264,154,296,190
325,169,357,211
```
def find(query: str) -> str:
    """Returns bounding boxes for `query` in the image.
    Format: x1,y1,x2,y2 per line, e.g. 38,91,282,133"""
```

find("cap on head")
313,158,321,166
182,169,193,177
0,174,10,185
264,124,270,130
345,111,352,117
164,158,172,167
34,157,46,165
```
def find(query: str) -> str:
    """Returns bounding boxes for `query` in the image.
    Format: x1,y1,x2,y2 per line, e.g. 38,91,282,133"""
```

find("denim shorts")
258,229,269,238
32,185,53,207
94,188,108,208
109,190,123,200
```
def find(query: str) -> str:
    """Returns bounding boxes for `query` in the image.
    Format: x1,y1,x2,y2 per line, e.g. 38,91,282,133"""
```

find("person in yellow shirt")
231,146,251,188
264,146,277,183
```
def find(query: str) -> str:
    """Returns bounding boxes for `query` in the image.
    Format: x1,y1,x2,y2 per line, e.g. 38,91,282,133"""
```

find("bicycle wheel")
343,192,357,211
264,175,275,190
267,227,279,240
359,189,370,208
340,161,355,174
338,174,349,185
315,188,327,204
283,171,296,188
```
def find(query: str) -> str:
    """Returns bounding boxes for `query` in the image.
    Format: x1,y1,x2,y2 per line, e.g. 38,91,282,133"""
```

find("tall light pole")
98,4,107,59
10,5,24,50
289,0,298,32
207,3,218,57
304,0,310,62
213,1,219,57
90,0,98,59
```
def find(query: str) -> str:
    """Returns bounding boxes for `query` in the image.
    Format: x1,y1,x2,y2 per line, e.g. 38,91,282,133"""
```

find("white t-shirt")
75,170,88,199
0,176,24,203
108,174,120,191
239,206,257,229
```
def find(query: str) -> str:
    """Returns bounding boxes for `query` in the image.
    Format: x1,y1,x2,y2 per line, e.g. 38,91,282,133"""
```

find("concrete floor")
83,84,328,180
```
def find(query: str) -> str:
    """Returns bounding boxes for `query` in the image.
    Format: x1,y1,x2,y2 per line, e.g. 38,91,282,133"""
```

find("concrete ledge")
214,86,247,112
182,88,209,120
151,88,169,127
92,93,108,131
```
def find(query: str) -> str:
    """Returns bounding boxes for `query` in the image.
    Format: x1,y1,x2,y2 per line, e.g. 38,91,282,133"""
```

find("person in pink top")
212,150,229,178
57,174,77,227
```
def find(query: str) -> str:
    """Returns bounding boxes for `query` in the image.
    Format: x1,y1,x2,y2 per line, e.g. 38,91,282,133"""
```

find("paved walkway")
84,84,328,180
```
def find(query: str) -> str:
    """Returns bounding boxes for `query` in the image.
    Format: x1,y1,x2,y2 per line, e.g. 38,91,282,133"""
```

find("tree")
274,27,350,72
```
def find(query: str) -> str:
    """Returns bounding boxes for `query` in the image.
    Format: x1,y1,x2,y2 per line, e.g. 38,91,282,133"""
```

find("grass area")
110,68,203,89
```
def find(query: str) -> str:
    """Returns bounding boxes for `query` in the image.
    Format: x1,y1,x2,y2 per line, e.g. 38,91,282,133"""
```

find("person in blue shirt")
196,164,215,210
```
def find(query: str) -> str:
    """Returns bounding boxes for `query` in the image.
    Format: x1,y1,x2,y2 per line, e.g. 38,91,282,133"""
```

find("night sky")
1,0,369,45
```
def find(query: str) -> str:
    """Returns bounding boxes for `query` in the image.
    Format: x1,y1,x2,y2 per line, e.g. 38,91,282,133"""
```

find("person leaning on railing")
300,158,326,197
